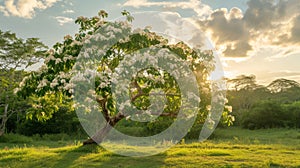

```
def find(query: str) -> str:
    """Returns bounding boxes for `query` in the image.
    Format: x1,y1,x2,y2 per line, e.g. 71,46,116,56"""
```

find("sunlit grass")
0,128,299,168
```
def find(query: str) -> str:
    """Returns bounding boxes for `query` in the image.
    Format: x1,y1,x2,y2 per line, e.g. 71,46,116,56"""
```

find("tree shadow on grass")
52,144,167,168
98,153,167,168
52,144,100,168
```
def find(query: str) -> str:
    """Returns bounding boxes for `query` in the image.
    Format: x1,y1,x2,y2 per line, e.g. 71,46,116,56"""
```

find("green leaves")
121,10,134,22
0,29,47,135
98,10,108,19
26,92,72,122
0,30,47,70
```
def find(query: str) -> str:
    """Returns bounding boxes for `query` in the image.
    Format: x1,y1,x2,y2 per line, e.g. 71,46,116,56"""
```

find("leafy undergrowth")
0,128,299,168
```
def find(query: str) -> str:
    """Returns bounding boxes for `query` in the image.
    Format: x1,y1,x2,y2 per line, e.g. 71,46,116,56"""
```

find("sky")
1,0,300,85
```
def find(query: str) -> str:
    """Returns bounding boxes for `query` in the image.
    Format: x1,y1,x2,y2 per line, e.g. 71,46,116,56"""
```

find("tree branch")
95,95,110,122
130,80,144,102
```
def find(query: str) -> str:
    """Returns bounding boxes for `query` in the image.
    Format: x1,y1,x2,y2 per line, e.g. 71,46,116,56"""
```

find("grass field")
0,127,300,168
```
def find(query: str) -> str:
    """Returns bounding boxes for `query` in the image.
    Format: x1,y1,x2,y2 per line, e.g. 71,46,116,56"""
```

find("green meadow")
0,127,299,168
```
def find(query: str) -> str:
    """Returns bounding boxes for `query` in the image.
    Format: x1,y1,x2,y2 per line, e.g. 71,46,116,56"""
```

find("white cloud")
197,0,300,58
124,0,300,83
129,11,210,49
0,5,9,16
55,16,73,26
62,9,74,14
262,46,300,62
0,0,60,18
199,8,251,57
123,0,300,59
123,0,212,17
256,70,300,85
123,0,147,8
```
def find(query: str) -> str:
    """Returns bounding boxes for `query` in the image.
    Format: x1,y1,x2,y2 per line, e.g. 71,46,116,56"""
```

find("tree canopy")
0,30,47,136
16,10,232,148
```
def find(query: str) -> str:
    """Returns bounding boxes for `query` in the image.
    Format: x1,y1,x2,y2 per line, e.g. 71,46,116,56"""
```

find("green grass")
0,128,300,168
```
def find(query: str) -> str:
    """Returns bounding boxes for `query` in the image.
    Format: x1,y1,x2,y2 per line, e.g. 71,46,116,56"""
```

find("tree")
226,75,270,125
17,10,231,145
267,78,300,93
267,78,300,103
227,75,258,91
227,76,300,128
227,75,261,110
0,30,47,136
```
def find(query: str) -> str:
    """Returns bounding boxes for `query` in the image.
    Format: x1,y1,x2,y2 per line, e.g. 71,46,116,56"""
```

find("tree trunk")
0,104,9,137
83,122,113,145
83,113,125,145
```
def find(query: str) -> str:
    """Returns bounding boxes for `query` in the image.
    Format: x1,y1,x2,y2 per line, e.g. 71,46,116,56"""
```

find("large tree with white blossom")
17,10,233,145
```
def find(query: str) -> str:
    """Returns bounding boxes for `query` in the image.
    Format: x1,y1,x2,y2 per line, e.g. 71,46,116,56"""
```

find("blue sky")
0,0,249,46
1,0,300,84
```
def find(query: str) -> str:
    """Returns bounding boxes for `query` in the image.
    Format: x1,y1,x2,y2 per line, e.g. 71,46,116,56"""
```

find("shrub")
241,100,300,129
17,107,85,136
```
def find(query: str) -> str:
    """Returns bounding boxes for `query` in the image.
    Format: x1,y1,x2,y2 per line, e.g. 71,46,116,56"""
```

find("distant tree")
227,75,258,91
0,30,47,136
227,76,300,128
267,78,300,103
267,78,300,93
226,75,270,125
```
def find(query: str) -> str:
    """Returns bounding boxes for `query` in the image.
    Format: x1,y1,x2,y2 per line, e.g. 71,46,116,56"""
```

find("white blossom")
64,35,72,41
99,81,109,88
37,79,49,89
44,56,51,64
105,24,123,34
55,58,62,64
71,40,83,46
225,105,232,113
58,72,68,79
38,65,48,72
47,49,55,55
68,89,74,94
94,33,108,41
83,51,90,58
84,97,93,104
63,55,75,62
207,118,215,129
107,31,116,39
230,115,235,122
187,92,200,102
13,88,21,94
71,72,86,82
206,105,211,111
133,28,143,34
19,76,29,88
50,78,59,88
